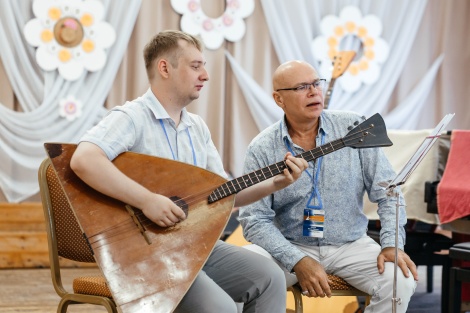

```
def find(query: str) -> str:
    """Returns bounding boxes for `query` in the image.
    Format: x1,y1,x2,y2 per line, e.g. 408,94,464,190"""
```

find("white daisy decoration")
312,6,389,92
170,0,255,50
59,95,82,121
23,0,116,81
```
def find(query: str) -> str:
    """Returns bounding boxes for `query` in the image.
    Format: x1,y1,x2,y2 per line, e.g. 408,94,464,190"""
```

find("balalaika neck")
208,137,345,203
323,78,336,110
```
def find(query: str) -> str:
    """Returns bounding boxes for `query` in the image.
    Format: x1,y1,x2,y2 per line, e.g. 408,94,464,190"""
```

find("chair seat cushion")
328,274,354,290
73,275,352,298
73,275,113,298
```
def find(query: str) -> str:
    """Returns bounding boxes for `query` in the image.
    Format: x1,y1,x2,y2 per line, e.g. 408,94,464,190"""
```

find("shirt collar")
144,88,194,127
280,112,328,144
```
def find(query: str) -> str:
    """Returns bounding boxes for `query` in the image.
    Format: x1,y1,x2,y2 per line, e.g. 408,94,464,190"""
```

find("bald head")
273,60,318,91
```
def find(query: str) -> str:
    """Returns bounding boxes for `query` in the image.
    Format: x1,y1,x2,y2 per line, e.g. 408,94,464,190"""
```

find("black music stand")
378,113,454,313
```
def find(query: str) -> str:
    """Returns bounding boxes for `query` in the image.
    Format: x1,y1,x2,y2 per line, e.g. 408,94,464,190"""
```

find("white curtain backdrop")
226,0,442,133
384,54,444,129
0,0,464,204
0,0,142,202
225,51,283,131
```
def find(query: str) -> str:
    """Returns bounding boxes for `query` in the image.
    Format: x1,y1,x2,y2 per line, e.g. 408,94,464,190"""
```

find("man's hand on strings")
141,194,187,228
273,152,308,189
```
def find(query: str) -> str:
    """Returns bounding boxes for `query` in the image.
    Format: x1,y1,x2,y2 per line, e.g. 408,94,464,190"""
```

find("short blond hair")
143,30,203,80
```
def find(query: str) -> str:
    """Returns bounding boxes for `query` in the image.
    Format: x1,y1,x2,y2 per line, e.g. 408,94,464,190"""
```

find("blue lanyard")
283,129,324,209
159,119,197,166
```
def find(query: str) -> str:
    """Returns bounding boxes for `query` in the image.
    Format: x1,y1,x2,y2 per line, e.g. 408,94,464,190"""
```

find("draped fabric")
1,0,469,203
384,55,443,129
225,51,283,131
226,0,438,130
0,0,141,202
437,130,470,224
220,0,470,180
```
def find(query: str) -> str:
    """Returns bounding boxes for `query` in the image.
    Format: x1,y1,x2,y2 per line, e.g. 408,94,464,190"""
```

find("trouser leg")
321,236,416,313
175,269,238,313
243,243,299,287
178,241,286,313
243,237,416,313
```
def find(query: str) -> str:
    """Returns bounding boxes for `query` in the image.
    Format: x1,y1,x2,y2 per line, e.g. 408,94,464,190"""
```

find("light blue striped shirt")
239,110,406,271
80,88,226,178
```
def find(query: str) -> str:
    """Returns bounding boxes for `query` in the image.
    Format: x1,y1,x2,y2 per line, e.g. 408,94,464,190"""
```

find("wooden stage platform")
0,267,106,313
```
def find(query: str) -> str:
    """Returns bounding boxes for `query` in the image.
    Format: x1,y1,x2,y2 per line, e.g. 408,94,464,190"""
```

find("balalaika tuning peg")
353,121,359,126
347,126,353,130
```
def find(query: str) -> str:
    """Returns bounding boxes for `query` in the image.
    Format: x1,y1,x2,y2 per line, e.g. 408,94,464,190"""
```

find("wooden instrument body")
45,143,234,313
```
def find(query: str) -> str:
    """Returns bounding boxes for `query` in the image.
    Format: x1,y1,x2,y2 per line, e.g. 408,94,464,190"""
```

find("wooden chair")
38,158,117,313
287,275,371,313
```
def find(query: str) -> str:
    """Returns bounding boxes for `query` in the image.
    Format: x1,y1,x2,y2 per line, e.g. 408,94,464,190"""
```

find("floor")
0,265,452,313
0,267,106,313
407,265,442,313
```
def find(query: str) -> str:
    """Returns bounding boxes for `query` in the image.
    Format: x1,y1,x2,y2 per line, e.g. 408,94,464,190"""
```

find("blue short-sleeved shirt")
80,88,226,178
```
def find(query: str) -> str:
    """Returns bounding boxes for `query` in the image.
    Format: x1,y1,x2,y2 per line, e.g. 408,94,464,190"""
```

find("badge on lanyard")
303,208,325,238
302,170,325,238
282,123,326,238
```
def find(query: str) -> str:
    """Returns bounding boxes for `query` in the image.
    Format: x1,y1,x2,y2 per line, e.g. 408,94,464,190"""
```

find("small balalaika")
324,50,356,109
45,113,392,313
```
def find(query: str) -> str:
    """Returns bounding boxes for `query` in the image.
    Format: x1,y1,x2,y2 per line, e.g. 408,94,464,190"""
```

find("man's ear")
157,59,170,78
273,91,285,109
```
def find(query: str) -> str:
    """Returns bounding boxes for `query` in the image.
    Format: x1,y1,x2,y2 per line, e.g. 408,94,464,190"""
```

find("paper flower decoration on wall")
23,0,116,81
170,0,255,50
59,95,82,121
312,6,389,92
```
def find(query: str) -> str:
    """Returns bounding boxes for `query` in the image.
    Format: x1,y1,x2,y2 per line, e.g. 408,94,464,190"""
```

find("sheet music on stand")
384,113,454,313
386,113,455,190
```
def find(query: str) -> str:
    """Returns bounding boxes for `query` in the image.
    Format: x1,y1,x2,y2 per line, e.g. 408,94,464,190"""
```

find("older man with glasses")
239,60,418,313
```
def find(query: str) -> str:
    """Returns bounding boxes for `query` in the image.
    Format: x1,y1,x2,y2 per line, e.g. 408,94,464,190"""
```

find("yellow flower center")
53,17,84,48
357,27,367,38
348,64,359,76
58,49,72,62
48,7,61,20
364,50,375,60
327,37,338,47
345,21,356,33
40,29,54,43
80,13,94,27
359,59,369,71
81,39,95,53
364,37,375,47
334,26,344,37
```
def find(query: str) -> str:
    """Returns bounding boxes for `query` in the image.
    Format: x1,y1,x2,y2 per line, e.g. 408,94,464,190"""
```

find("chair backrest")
38,158,96,295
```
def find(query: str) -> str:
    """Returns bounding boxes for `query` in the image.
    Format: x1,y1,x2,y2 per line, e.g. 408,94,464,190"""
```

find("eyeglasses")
276,79,327,92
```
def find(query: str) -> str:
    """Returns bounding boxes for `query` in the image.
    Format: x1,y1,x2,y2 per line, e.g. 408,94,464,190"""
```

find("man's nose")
201,68,209,81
